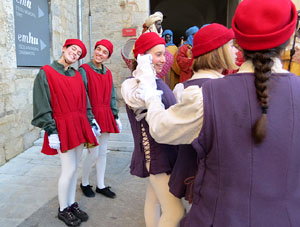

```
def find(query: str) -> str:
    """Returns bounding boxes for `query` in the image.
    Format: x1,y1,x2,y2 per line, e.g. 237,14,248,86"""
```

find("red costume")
80,64,119,133
41,65,98,155
176,44,193,82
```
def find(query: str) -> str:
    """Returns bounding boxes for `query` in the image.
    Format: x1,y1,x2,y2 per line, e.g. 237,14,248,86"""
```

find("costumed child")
79,39,121,199
168,23,237,206
32,39,99,227
176,26,199,82
137,0,300,226
121,32,184,227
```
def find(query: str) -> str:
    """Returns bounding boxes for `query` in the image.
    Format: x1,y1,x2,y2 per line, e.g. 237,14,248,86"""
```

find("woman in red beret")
136,0,300,226
121,32,184,227
78,39,120,199
168,23,237,208
32,39,98,227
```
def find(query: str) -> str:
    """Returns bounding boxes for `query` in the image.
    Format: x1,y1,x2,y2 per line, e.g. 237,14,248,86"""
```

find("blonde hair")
192,42,238,72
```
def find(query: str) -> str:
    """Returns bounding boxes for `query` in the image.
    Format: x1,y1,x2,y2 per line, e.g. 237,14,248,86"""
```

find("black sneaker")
70,202,88,222
58,207,81,227
96,186,116,198
80,184,95,197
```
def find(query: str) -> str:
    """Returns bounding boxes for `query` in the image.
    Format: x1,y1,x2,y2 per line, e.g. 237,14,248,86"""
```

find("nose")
161,55,166,63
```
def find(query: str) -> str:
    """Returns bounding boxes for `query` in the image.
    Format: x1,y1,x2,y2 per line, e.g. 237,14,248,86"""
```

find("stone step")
37,107,134,151
109,132,133,142
108,141,134,152
34,137,134,152
34,138,43,146
40,124,132,138
38,132,134,144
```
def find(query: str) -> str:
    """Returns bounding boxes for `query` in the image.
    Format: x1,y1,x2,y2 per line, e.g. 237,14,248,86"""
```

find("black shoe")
96,186,116,198
80,184,95,197
58,207,81,227
70,202,89,222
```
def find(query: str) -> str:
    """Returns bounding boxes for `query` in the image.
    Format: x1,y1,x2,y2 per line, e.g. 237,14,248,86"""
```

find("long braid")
243,41,288,144
247,51,272,143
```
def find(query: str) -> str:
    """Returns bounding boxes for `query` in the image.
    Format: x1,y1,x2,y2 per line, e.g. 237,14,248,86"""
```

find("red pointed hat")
63,39,87,59
192,23,234,57
133,32,166,58
95,39,114,57
232,0,297,51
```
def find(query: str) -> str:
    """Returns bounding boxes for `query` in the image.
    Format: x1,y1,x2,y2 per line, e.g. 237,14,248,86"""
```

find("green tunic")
31,60,94,136
78,61,119,119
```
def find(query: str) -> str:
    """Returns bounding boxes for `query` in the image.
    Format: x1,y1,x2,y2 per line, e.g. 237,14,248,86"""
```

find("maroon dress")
41,65,98,155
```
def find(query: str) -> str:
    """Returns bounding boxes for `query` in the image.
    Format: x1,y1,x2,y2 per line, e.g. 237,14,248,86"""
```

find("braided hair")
243,41,289,144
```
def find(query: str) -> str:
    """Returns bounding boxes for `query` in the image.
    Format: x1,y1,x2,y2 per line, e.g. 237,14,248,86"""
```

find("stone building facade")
1,0,300,166
0,0,148,166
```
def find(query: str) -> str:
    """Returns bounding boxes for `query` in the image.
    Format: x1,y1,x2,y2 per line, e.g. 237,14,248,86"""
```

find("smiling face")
62,45,82,65
93,44,110,66
146,44,166,73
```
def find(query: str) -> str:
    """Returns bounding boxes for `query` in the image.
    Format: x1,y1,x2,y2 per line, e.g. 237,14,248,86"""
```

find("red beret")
95,39,114,57
63,39,87,59
232,0,297,51
192,23,234,57
133,32,166,58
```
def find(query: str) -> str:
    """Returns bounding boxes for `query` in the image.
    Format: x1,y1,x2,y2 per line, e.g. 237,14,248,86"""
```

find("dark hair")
131,60,138,72
243,40,289,144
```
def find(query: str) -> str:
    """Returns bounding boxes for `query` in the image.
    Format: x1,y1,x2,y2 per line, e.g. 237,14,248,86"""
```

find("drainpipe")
89,0,92,60
77,0,83,65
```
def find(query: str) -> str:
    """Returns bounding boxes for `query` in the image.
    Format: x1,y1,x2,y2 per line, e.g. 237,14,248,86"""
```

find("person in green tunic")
32,39,100,227
78,39,121,199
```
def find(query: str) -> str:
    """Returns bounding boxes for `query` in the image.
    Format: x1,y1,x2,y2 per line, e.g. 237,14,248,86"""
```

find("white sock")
58,144,83,211
96,133,110,189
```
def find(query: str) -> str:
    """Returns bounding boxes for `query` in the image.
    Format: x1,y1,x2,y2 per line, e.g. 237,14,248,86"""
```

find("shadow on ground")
17,151,147,227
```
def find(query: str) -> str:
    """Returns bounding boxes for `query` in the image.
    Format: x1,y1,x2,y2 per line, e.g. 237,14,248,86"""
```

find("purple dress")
169,78,211,202
126,78,178,178
181,73,300,227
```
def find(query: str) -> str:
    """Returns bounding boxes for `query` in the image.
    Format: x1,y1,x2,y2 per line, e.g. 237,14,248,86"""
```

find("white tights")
58,144,84,211
144,164,184,227
81,133,110,189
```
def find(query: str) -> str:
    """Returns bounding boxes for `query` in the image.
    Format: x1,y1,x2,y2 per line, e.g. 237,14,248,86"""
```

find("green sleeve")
78,67,88,91
31,69,58,135
78,67,94,126
110,82,119,119
86,94,94,126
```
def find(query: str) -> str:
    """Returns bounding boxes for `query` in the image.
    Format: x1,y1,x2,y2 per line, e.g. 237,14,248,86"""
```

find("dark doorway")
150,0,239,46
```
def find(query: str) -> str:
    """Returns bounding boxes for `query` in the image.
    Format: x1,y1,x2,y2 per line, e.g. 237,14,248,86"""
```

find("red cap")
192,23,234,57
232,0,297,51
63,39,87,59
133,32,166,58
95,39,114,57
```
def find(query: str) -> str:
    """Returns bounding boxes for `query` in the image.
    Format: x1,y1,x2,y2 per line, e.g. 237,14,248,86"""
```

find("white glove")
136,82,163,102
137,53,153,65
132,54,157,89
92,119,101,137
115,118,122,132
48,134,60,150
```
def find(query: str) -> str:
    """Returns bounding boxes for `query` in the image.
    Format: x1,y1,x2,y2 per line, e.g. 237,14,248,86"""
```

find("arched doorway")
150,0,239,45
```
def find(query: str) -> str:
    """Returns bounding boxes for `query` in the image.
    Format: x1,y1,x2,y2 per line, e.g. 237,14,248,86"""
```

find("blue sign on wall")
13,0,50,67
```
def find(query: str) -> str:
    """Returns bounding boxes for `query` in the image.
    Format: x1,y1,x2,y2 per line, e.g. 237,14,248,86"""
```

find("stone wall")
0,0,80,165
80,0,149,106
0,0,149,166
